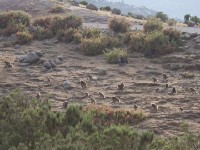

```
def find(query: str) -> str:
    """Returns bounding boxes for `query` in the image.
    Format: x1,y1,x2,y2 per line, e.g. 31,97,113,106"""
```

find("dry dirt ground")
0,0,200,138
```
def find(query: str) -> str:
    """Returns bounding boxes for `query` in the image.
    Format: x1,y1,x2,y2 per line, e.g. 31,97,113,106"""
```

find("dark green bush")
129,31,146,52
16,31,33,45
156,12,168,22
32,16,53,28
79,1,88,6
100,6,111,11
108,17,131,33
0,23,25,36
144,18,163,33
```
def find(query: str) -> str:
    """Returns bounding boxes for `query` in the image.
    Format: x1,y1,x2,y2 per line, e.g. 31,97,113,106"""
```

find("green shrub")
104,48,128,64
100,6,111,11
163,28,181,42
144,18,163,33
144,31,176,55
56,28,78,43
81,27,101,38
32,16,53,28
81,36,121,56
156,12,168,22
129,31,146,52
50,5,65,13
167,19,177,26
50,15,83,33
32,27,54,40
108,17,131,33
73,31,83,43
0,10,31,29
79,1,88,6
16,31,33,45
0,23,25,36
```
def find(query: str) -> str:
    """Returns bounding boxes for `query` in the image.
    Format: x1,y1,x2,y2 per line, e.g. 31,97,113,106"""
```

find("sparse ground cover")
0,0,200,149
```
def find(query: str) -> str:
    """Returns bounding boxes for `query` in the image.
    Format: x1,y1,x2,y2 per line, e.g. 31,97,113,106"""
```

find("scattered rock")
34,51,44,57
194,36,200,43
97,69,107,75
18,63,31,67
20,52,40,64
86,4,98,11
190,33,199,38
57,56,63,61
63,80,73,90
195,43,200,49
14,44,20,49
111,8,121,15
49,60,57,68
43,61,52,70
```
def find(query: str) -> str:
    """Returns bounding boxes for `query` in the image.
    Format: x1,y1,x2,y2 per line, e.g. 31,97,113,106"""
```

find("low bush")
167,19,177,26
32,27,54,40
111,8,121,15
73,31,83,43
156,12,168,22
108,17,131,33
180,72,195,78
0,23,25,36
50,15,83,33
129,31,146,52
50,5,65,13
100,6,111,11
79,1,88,6
56,28,78,43
16,31,33,45
86,4,98,11
0,10,31,29
144,18,163,33
81,27,101,38
32,16,53,28
163,28,181,41
81,36,121,56
104,48,128,64
144,31,176,56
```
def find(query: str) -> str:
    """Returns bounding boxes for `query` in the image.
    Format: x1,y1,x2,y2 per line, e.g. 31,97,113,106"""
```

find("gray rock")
14,45,20,49
71,1,79,6
49,60,57,68
22,52,40,64
57,56,63,61
194,37,200,43
195,43,200,49
34,51,44,57
18,63,31,67
43,61,52,70
190,33,199,38
53,68,63,72
63,80,73,90
98,69,107,75
50,57,62,65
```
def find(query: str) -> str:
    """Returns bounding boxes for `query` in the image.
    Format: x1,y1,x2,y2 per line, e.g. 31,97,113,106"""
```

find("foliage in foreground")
0,90,199,150
0,90,151,150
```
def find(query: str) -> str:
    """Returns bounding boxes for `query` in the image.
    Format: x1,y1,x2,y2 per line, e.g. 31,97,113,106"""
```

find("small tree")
184,14,191,23
191,16,200,24
156,12,168,22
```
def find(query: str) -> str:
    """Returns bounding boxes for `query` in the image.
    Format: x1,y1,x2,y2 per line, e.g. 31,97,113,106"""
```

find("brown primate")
112,96,120,103
166,84,169,88
179,107,183,112
189,87,196,93
4,61,13,69
171,87,176,94
36,92,41,99
87,74,93,80
80,80,87,88
63,101,68,109
85,92,90,98
151,103,158,112
99,92,105,99
163,74,168,80
118,82,124,90
152,77,158,83
134,104,138,110
90,97,96,104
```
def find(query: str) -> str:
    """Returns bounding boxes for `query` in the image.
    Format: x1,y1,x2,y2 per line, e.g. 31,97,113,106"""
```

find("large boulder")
86,4,98,11
20,52,40,64
111,8,121,15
